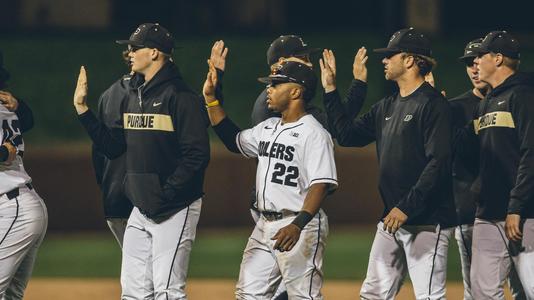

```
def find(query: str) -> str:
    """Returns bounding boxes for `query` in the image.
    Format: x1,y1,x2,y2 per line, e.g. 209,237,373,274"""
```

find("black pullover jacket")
80,62,210,220
449,90,481,225
474,72,534,220
324,81,456,227
91,74,139,218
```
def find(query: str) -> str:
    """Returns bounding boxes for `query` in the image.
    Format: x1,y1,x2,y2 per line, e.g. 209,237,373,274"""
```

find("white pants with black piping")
120,198,201,300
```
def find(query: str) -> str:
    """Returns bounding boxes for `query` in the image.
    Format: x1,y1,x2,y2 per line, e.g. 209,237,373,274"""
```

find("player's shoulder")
299,115,332,140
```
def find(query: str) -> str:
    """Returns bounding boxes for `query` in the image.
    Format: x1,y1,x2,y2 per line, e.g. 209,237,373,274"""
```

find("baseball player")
0,50,48,299
320,28,456,299
468,31,534,299
203,58,337,299
74,23,210,299
91,50,136,248
449,38,527,300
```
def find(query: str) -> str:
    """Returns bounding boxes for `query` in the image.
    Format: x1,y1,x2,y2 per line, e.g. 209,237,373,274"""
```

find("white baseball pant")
0,185,47,300
121,198,201,300
236,210,328,300
360,222,453,300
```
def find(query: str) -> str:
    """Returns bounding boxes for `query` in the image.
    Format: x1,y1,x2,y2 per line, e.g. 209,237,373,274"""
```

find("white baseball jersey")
0,105,31,194
236,114,337,212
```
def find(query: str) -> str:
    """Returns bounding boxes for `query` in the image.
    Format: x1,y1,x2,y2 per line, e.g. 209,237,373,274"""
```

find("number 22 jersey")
236,114,338,213
0,105,31,194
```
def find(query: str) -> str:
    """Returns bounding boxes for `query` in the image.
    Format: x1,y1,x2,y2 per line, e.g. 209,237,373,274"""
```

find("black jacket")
449,90,481,225
475,72,534,220
80,62,210,219
324,81,456,226
91,74,139,218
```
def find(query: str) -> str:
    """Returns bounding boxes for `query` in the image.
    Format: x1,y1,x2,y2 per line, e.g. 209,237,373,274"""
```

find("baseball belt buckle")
261,211,284,221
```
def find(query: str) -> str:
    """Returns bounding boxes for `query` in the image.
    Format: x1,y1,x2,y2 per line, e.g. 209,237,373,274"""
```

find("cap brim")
293,47,322,56
116,39,145,47
373,48,402,57
258,75,291,85
458,54,477,60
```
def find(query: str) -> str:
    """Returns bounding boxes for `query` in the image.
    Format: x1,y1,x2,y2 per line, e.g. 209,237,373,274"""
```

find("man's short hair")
402,53,436,76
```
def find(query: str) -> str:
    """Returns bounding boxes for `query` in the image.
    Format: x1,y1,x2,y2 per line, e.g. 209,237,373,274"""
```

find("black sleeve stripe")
236,132,251,158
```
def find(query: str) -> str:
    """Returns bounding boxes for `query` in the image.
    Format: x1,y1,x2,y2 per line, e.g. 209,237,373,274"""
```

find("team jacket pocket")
124,173,165,218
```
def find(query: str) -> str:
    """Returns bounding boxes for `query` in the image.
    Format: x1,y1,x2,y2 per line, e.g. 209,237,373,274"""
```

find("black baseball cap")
258,61,317,101
266,35,320,66
459,38,483,62
116,23,174,54
374,27,432,58
0,51,10,88
475,31,520,59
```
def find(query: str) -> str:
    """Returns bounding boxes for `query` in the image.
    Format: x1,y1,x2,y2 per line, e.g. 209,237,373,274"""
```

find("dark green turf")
32,228,463,281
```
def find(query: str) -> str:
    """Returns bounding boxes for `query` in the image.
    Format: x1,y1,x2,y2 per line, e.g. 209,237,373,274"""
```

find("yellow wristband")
206,100,220,108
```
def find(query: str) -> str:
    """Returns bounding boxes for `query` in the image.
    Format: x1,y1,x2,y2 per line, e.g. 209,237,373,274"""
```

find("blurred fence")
24,144,382,231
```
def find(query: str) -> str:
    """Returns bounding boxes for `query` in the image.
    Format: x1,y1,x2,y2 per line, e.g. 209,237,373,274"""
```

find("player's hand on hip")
319,49,337,93
505,213,522,241
353,47,368,82
210,40,228,72
73,66,89,115
272,224,301,252
383,207,408,234
0,91,19,111
2,142,17,164
203,60,218,103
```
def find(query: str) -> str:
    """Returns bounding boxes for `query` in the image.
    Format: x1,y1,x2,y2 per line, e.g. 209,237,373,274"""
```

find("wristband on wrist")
206,99,220,108
291,211,313,230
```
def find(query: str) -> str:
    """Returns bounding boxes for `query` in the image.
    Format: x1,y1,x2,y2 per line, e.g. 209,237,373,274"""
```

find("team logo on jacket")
403,115,413,122
474,111,515,133
123,113,174,132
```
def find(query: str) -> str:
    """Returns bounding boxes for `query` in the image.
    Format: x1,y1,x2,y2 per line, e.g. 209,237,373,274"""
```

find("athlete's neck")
281,107,307,124
142,61,166,83
472,87,486,99
397,76,425,97
488,69,515,89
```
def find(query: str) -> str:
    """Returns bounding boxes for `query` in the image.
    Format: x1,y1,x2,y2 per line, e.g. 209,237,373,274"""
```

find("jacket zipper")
137,83,146,113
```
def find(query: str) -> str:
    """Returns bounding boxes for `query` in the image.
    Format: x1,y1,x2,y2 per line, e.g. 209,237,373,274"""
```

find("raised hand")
0,91,19,111
319,49,337,93
203,60,218,103
210,40,229,71
73,66,89,115
353,47,368,82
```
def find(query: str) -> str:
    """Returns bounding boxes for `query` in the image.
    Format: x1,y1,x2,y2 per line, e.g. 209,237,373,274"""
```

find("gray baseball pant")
471,218,534,299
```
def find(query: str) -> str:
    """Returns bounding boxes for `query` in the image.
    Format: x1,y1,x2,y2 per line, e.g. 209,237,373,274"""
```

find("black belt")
4,183,33,200
261,210,298,221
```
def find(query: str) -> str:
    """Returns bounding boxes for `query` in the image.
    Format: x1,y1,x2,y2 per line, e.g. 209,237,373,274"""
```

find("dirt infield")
24,278,514,299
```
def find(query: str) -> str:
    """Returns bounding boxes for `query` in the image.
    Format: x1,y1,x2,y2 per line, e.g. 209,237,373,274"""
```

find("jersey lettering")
270,162,299,187
258,141,295,162
2,119,23,147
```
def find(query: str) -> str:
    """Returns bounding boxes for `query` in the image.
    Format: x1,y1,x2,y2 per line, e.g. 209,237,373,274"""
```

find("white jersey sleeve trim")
235,131,252,158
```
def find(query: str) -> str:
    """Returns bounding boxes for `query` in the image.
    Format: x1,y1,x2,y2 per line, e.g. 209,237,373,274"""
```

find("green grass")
32,228,463,281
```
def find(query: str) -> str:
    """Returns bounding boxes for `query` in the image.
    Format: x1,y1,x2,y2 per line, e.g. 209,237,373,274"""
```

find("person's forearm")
291,183,328,230
206,104,227,126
